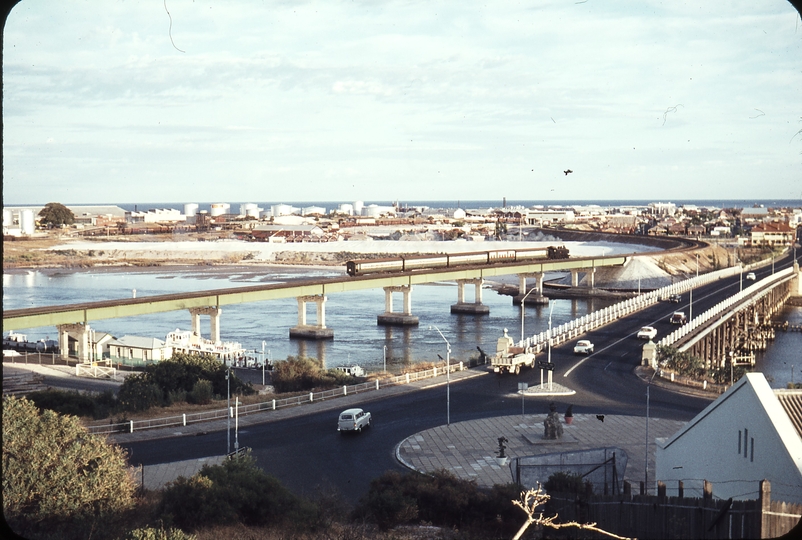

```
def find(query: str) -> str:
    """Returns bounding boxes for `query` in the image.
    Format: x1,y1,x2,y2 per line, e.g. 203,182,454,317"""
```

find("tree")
38,202,75,227
2,397,136,540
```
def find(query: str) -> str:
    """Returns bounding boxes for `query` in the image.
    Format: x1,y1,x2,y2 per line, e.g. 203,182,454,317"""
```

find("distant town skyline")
3,1,801,205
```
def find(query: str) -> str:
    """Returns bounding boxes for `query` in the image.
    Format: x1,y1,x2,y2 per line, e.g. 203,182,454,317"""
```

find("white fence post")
183,413,186,426
272,399,276,410
343,385,347,396
376,379,380,390
309,392,314,402
130,420,134,433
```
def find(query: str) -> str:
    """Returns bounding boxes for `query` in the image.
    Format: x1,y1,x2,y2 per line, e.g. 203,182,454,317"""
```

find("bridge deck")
3,256,626,331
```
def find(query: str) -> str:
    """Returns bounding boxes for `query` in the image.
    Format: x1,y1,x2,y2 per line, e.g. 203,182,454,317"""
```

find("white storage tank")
271,204,294,217
302,206,326,216
353,200,364,216
240,203,260,217
364,204,382,218
338,204,354,215
210,203,230,217
20,210,35,234
3,209,11,228
184,203,198,217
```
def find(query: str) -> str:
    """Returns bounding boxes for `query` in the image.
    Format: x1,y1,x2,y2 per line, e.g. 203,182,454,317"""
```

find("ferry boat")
2,331,58,352
165,329,246,364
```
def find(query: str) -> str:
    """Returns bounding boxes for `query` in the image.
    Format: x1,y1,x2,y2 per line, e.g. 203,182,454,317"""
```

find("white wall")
656,375,802,503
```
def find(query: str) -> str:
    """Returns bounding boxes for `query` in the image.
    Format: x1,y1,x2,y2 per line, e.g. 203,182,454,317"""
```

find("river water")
4,264,799,389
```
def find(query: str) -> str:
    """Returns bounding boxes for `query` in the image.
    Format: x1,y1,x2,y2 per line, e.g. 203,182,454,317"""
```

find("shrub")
544,471,592,495
123,526,196,540
118,373,165,412
355,469,522,535
159,454,317,532
3,397,136,540
187,380,214,405
271,356,362,393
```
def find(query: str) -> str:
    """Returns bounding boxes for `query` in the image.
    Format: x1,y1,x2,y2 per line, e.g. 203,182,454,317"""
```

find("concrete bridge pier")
290,295,334,339
451,278,490,314
515,273,548,305
189,306,222,344
57,322,91,361
378,286,419,326
571,267,596,289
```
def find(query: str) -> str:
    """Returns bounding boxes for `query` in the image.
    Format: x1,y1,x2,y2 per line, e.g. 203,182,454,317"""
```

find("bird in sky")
564,169,573,176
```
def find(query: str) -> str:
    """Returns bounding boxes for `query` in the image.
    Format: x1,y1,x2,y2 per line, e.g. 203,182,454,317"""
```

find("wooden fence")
544,479,800,539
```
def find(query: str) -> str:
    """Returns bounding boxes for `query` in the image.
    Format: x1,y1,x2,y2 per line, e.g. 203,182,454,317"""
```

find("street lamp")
429,325,451,426
520,287,537,342
226,367,231,455
262,341,266,385
645,369,658,494
383,345,387,373
547,304,554,364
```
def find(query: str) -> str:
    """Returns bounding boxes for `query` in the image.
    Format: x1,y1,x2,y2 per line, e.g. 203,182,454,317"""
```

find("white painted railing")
656,267,793,350
86,361,467,436
518,265,742,354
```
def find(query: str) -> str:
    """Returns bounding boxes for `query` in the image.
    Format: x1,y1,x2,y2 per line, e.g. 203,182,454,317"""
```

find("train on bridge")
346,245,570,276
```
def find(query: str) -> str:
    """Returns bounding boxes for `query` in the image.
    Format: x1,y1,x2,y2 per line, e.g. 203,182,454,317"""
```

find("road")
117,249,801,503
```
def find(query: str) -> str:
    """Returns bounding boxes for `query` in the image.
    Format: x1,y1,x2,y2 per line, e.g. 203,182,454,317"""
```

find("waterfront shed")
107,335,173,366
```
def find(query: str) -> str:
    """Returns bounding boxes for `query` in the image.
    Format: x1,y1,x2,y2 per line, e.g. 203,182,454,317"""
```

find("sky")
2,0,802,206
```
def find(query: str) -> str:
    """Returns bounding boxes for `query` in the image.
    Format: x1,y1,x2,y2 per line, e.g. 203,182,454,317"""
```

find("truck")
489,328,536,375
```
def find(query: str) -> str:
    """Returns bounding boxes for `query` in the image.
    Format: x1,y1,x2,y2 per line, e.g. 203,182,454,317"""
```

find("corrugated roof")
776,390,802,439
108,335,167,349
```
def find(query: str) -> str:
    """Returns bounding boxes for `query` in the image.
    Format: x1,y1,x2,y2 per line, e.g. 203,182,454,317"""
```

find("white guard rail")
656,267,793,351
517,265,743,354
86,362,466,436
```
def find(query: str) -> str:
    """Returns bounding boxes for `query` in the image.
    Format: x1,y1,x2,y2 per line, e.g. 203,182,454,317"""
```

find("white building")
655,373,802,504
126,208,186,223
271,204,299,217
107,335,173,366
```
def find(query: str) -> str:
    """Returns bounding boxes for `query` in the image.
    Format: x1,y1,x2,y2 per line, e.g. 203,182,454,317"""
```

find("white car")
746,272,756,280
338,408,371,433
637,326,657,340
573,340,594,354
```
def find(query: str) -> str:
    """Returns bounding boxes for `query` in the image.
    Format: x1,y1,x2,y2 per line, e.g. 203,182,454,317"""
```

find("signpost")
518,382,528,416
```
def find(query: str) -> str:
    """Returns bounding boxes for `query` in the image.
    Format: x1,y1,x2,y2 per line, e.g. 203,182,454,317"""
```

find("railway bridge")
3,254,627,362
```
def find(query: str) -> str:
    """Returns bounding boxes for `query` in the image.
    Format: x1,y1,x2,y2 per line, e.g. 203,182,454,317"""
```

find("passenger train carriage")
345,245,569,276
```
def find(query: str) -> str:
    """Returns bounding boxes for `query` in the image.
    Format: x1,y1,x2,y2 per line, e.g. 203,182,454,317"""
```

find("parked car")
670,311,687,325
746,272,756,280
338,408,371,433
573,340,594,354
637,326,657,340
668,294,682,303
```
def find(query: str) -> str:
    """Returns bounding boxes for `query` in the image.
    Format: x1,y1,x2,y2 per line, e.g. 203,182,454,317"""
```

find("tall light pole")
520,287,536,342
645,369,658,495
262,341,266,386
430,325,451,426
383,345,387,373
548,303,554,363
226,367,231,455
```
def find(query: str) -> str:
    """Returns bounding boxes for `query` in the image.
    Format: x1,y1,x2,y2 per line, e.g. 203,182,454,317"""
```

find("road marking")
604,362,612,373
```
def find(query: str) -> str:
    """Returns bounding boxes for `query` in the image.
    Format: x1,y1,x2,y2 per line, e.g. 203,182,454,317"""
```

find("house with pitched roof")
107,335,173,366
655,373,802,504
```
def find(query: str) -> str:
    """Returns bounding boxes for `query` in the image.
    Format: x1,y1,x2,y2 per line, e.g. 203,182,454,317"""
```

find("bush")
187,380,214,405
3,397,136,540
123,526,196,540
355,469,522,535
27,388,117,419
118,373,165,412
271,356,362,393
544,471,592,495
159,454,318,532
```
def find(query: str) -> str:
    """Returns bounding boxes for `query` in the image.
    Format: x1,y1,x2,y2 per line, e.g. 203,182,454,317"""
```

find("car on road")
670,311,687,325
637,326,657,340
338,408,371,433
573,340,594,354
746,272,756,280
668,294,682,303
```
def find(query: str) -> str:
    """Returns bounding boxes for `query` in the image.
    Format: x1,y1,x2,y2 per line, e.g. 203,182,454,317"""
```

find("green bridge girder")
3,256,627,331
